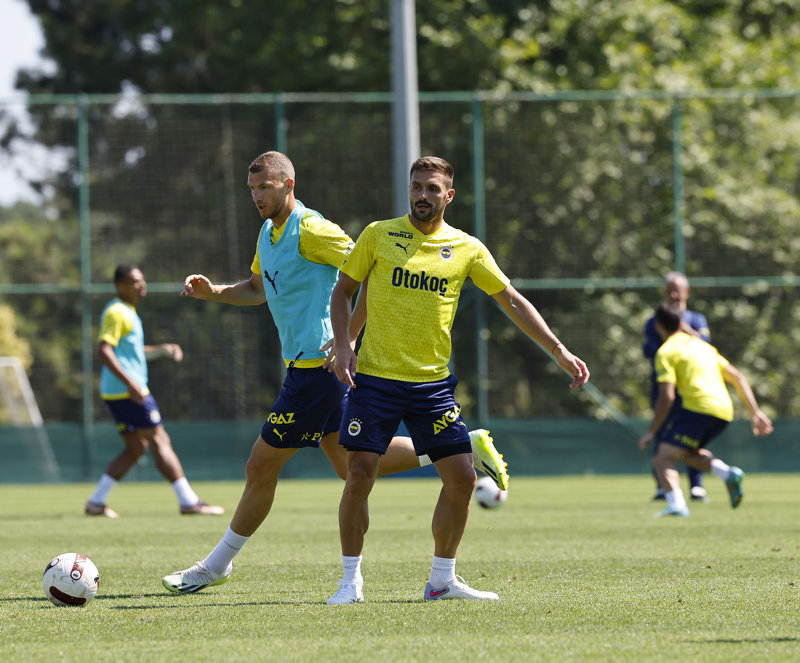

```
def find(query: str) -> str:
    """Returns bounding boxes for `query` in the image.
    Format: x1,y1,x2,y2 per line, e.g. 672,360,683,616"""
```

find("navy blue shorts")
104,394,163,433
340,373,471,461
260,366,348,449
656,406,729,451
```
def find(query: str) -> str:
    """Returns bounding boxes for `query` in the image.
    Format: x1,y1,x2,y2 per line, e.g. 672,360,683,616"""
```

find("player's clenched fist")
181,274,214,299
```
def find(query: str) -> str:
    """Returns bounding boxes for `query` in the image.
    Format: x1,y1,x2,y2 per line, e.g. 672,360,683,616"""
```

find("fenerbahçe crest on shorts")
347,418,363,436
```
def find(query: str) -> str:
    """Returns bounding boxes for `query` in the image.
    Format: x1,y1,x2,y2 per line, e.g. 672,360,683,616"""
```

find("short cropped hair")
248,151,295,181
114,264,139,284
410,156,454,188
654,302,682,333
664,271,689,288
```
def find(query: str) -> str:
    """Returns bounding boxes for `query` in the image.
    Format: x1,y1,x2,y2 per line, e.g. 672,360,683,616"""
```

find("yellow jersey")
655,332,734,421
340,215,510,382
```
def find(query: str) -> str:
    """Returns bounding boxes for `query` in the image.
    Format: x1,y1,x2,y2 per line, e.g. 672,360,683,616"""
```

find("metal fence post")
77,95,94,479
471,94,490,425
671,96,685,274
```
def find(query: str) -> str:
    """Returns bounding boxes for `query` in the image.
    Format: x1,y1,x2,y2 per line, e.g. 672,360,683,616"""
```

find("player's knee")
345,457,379,488
451,469,477,497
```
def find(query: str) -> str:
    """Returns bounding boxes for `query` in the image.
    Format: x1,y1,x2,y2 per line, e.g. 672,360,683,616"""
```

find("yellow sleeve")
251,250,260,275
98,304,133,346
655,350,676,384
339,222,377,282
298,216,354,268
468,241,511,295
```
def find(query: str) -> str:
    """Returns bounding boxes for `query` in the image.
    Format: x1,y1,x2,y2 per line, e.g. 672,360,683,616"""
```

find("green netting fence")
1,89,799,481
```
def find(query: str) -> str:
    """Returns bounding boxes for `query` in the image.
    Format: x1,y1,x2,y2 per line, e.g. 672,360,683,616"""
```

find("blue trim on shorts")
261,366,348,449
656,406,729,451
104,394,163,432
339,373,471,459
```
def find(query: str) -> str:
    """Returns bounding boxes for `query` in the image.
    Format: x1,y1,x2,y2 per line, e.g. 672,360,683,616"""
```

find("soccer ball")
42,553,100,607
474,476,508,509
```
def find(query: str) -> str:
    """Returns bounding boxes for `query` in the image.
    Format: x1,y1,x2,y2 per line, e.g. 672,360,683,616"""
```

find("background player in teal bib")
162,152,508,595
327,156,590,604
85,264,224,518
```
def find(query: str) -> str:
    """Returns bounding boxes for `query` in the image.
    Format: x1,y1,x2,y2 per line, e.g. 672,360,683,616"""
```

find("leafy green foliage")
3,2,800,421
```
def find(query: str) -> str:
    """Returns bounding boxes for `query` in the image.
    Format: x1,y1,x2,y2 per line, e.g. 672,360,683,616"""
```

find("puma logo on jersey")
395,242,410,253
391,267,448,297
263,269,279,294
273,429,287,441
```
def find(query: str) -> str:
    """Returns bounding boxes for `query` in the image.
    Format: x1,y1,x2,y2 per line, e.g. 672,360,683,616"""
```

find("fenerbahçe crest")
347,418,363,436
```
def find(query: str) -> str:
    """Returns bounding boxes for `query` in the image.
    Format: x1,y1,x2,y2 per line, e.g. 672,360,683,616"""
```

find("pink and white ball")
474,476,508,509
42,553,100,606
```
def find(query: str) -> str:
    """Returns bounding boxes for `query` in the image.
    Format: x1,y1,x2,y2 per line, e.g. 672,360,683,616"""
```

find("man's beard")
411,202,437,223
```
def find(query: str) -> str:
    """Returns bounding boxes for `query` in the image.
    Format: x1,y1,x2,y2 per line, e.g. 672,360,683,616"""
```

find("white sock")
429,555,456,588
710,458,731,480
419,454,432,467
172,476,200,507
342,555,363,585
203,525,251,575
666,489,687,511
88,474,117,505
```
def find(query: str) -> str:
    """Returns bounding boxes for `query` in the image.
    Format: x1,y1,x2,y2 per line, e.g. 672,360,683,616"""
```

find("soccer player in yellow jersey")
326,156,590,604
162,152,508,595
637,303,773,518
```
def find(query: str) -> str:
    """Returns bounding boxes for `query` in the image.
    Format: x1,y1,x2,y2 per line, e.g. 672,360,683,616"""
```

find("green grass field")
2,475,799,662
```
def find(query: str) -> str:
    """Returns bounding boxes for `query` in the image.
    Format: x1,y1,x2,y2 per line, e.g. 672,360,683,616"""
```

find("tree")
4,1,800,421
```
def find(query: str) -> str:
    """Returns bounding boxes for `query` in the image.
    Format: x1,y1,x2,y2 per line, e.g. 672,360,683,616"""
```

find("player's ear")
285,177,295,193
446,188,455,203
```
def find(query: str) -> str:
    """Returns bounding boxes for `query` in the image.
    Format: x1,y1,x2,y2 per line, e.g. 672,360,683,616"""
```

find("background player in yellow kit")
638,302,773,518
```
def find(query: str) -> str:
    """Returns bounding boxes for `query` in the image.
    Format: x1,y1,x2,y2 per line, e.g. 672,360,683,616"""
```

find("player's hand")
321,338,357,372
553,345,590,388
320,339,335,371
332,342,358,388
637,431,654,450
127,383,146,405
181,274,214,299
752,410,774,436
164,343,183,362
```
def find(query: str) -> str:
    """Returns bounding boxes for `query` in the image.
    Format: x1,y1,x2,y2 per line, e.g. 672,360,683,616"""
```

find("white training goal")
0,356,60,481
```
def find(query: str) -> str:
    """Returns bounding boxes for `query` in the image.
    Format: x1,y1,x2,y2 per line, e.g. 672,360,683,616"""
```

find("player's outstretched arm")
492,285,589,389
181,272,266,306
723,363,774,436
144,343,183,362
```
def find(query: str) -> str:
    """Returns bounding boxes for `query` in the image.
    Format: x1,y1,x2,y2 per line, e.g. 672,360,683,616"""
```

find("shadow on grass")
688,637,800,644
3,594,421,606
110,597,422,608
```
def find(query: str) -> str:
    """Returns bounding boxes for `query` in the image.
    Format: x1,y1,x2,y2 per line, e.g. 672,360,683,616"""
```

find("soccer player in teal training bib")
326,156,590,604
162,152,510,596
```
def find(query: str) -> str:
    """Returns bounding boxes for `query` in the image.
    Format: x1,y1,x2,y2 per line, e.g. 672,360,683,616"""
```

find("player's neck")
270,197,297,230
408,214,444,235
